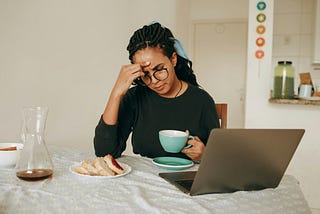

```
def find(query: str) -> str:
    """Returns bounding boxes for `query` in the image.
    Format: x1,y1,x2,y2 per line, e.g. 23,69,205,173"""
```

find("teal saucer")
152,157,194,170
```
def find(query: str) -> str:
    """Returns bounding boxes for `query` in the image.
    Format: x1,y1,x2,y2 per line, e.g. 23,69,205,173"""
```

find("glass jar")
272,61,295,99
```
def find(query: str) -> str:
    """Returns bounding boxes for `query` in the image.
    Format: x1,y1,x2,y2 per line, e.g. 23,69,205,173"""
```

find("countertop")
269,97,320,106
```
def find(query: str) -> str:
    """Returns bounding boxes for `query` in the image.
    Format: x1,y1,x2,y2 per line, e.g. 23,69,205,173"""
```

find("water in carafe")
16,106,54,181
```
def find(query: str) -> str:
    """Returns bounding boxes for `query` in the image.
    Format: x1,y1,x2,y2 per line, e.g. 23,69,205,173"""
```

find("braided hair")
127,22,199,87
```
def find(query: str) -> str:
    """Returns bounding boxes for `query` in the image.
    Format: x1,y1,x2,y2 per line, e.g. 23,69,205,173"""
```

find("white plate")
69,162,131,178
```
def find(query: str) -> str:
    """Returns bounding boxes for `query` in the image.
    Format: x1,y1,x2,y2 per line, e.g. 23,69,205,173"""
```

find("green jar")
272,61,295,99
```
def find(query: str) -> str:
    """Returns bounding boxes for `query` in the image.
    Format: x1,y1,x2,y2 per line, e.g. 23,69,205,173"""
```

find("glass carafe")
16,106,54,181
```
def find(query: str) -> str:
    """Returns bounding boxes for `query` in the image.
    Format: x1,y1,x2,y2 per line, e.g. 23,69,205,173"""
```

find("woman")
94,22,220,161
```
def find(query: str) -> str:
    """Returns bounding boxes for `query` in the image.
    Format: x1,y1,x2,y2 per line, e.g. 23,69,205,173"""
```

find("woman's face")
132,46,178,97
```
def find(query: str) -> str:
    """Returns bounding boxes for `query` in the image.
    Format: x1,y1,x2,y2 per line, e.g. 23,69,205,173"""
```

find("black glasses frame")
134,68,169,86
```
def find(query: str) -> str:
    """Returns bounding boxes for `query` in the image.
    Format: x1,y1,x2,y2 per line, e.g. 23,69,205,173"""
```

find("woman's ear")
171,52,177,67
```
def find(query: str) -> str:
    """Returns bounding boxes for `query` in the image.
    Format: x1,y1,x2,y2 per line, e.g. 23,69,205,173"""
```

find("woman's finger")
140,61,151,68
194,136,201,141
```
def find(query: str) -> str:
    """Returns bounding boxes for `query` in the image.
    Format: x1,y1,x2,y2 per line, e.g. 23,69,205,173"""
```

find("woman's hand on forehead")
140,61,150,69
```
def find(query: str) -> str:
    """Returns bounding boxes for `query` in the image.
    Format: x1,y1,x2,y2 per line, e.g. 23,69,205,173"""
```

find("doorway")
193,21,248,128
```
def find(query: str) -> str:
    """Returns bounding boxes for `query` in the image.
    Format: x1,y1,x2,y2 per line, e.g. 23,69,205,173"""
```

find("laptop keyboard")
175,180,194,190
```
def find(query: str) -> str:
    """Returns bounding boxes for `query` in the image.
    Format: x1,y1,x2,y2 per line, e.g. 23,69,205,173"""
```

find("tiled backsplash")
272,0,319,92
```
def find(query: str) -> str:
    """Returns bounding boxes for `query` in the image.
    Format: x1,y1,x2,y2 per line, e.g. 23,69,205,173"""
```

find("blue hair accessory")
147,21,190,61
172,37,190,61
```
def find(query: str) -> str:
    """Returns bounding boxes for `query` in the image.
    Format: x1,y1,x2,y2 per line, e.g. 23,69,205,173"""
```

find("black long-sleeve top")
94,84,220,159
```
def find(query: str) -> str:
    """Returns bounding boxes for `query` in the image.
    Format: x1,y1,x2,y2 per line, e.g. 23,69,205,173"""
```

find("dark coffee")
16,169,53,181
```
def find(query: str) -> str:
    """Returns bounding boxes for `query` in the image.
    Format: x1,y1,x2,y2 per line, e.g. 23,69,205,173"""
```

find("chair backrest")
215,103,228,128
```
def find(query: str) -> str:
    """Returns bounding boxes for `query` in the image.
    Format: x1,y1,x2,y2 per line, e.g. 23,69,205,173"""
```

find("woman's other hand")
181,135,205,161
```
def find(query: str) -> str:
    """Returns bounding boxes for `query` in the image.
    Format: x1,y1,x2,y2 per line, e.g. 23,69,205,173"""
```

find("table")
0,146,311,214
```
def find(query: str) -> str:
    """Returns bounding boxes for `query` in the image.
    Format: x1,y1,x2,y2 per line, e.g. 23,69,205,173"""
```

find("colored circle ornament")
257,1,267,11
256,13,266,23
256,37,265,47
255,50,265,59
256,25,266,34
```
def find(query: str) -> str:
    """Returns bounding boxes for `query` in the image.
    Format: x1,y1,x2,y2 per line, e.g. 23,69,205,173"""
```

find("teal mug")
159,130,193,153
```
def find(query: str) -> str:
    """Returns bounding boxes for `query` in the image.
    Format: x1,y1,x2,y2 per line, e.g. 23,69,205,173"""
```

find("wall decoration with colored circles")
256,25,266,34
254,1,267,59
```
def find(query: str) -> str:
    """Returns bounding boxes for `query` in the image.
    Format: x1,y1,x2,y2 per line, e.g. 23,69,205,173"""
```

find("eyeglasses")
140,68,169,86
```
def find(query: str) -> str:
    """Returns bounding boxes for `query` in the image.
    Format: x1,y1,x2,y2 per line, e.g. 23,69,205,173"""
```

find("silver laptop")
159,128,305,196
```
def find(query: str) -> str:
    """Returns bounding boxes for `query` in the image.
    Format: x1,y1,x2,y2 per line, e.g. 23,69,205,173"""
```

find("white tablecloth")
0,146,311,214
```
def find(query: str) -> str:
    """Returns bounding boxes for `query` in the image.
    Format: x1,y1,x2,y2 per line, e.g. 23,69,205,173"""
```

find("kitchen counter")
269,98,320,106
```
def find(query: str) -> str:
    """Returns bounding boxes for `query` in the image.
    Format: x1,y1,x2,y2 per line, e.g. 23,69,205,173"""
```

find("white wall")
272,0,319,92
0,0,177,152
